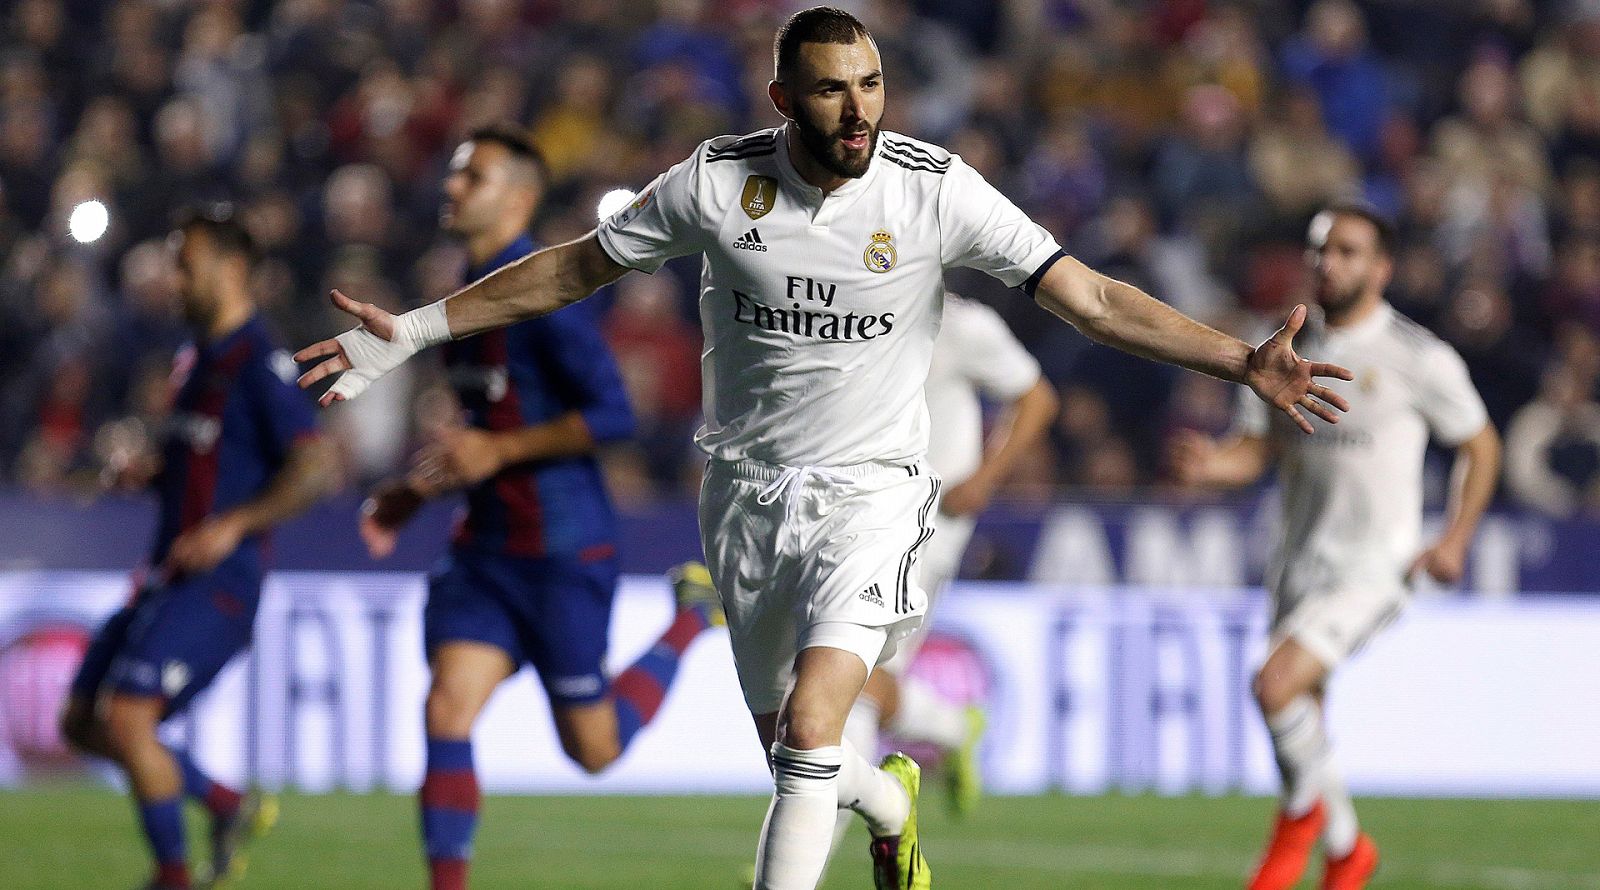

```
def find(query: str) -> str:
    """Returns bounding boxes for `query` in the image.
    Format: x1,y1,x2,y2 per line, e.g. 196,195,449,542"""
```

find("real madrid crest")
864,229,897,273
741,175,779,220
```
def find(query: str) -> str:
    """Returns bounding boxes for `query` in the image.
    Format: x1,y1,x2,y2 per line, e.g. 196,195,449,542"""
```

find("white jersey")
923,294,1042,483
596,126,1063,467
1236,302,1489,597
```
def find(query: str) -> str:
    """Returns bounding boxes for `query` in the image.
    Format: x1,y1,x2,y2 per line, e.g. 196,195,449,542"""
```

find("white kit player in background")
852,293,1058,812
295,9,1353,890
1171,204,1501,890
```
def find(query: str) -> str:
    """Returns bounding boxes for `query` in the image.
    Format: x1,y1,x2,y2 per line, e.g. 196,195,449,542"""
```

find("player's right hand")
358,478,425,559
294,290,401,407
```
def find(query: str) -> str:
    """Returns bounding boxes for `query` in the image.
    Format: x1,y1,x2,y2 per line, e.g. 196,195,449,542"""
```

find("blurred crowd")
4,0,1600,516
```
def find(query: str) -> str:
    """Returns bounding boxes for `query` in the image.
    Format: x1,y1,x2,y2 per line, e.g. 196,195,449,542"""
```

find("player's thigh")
1274,586,1407,674
699,465,798,715
426,640,516,732
518,554,617,707
1253,637,1328,713
424,553,526,669
779,632,878,748
108,572,259,716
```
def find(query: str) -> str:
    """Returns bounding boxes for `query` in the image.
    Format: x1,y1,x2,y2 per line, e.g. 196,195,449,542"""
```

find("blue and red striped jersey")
151,315,321,572
442,236,634,558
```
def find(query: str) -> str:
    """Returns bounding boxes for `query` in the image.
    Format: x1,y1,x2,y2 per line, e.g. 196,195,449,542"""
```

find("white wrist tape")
327,302,451,401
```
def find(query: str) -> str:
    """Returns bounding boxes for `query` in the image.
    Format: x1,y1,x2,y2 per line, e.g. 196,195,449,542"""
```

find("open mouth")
840,131,869,152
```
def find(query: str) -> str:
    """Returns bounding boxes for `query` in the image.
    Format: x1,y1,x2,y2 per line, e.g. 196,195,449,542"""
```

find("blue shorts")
426,548,618,706
70,566,261,718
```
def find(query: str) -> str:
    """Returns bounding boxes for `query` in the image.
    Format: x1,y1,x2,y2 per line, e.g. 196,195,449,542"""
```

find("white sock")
1266,695,1328,817
837,734,907,838
755,744,843,890
889,675,968,750
1321,758,1359,857
827,699,883,860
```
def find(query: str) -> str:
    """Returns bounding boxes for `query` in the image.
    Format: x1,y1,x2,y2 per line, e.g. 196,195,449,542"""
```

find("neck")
467,228,527,268
1324,293,1384,329
785,125,850,194
204,290,253,342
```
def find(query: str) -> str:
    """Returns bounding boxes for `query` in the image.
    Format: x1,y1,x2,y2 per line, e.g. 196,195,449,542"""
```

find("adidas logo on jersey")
858,583,885,606
733,228,767,251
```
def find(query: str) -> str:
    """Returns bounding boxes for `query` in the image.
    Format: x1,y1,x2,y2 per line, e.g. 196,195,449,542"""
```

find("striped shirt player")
426,233,636,703
74,315,320,718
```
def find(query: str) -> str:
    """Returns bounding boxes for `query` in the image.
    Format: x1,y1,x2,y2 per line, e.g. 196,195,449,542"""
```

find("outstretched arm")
294,234,629,406
1033,256,1352,434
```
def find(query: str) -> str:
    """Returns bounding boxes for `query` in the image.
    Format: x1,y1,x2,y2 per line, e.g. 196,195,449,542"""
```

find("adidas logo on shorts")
733,228,767,251
858,582,884,606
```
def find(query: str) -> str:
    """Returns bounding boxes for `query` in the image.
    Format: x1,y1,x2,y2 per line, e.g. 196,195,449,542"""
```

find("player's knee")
1252,669,1297,716
561,735,619,775
424,685,480,737
778,711,841,751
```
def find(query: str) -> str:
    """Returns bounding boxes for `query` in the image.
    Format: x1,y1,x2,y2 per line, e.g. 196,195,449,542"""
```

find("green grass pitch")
2,787,1596,889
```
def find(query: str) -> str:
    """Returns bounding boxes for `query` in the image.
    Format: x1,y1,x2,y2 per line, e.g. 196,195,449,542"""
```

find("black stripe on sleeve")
1017,248,1069,297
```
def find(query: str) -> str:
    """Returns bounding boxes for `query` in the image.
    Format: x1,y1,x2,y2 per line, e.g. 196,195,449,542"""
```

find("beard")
1317,275,1367,316
792,110,877,179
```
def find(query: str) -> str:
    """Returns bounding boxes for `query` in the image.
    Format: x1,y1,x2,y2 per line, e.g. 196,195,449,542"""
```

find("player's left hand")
1409,535,1469,585
414,427,504,491
165,513,247,574
1245,304,1354,435
940,474,996,517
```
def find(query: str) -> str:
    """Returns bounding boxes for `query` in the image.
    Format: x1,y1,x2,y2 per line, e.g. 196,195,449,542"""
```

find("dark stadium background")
1,1,1598,888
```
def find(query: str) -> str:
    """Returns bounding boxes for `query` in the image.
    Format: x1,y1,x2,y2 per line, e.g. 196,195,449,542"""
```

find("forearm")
1440,425,1502,544
442,234,626,339
1036,257,1253,383
490,412,598,466
221,437,339,535
975,380,1057,485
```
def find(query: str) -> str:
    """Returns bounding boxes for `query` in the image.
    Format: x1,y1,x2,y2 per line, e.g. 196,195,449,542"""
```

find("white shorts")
879,510,974,676
1270,584,1408,669
698,457,941,713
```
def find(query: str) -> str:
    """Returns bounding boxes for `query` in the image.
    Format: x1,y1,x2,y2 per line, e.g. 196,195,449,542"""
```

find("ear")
768,81,793,122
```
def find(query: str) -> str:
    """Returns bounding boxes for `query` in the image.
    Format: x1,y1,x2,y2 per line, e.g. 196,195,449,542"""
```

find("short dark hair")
468,123,548,185
773,6,871,82
1320,201,1396,256
174,202,256,262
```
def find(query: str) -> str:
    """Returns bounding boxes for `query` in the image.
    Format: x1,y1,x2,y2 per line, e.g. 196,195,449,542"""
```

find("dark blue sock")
137,796,189,886
420,736,478,889
610,607,710,750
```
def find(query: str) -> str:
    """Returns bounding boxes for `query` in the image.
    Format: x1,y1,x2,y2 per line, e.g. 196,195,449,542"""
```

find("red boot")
1320,833,1379,890
1246,801,1325,890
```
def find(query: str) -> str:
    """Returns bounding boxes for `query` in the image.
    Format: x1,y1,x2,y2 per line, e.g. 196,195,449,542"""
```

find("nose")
843,87,866,124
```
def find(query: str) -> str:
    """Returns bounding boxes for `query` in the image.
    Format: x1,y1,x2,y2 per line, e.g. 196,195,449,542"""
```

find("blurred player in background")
59,207,336,890
847,293,1057,812
296,9,1351,889
1172,203,1501,890
354,125,723,890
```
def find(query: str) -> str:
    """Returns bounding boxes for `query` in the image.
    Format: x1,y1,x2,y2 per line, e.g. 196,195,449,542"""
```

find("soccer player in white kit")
296,9,1353,889
1172,204,1501,890
848,293,1058,814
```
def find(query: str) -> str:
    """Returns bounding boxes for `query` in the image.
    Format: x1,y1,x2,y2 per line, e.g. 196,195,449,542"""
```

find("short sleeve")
254,347,321,459
1415,341,1490,446
938,157,1064,288
595,149,707,274
951,299,1040,401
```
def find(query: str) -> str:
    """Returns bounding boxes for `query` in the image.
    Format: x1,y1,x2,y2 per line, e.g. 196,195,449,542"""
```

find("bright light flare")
596,188,637,222
68,201,110,244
